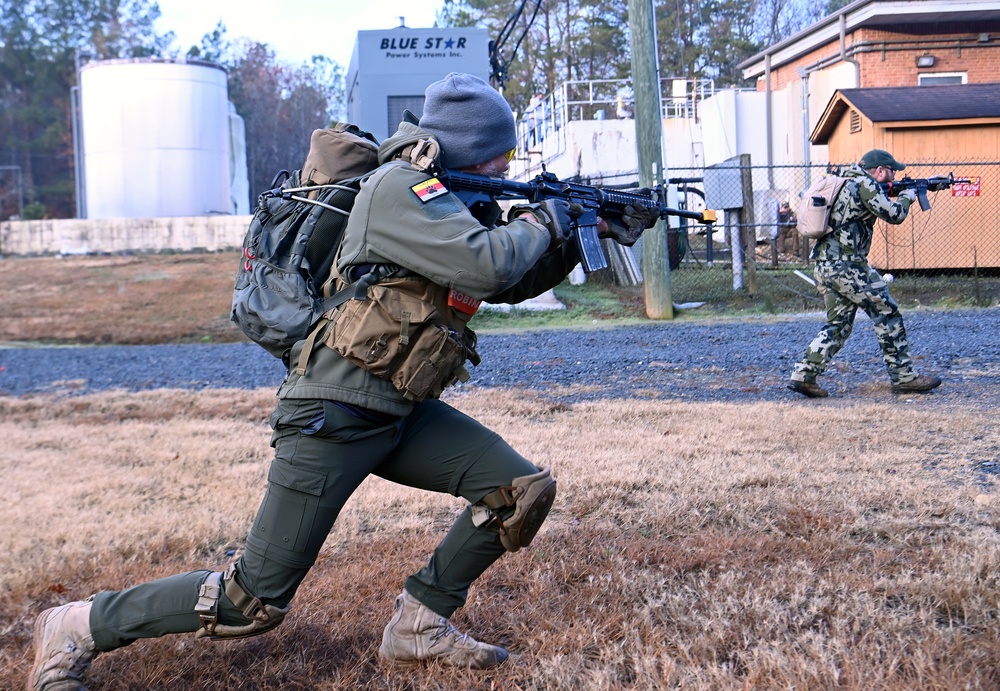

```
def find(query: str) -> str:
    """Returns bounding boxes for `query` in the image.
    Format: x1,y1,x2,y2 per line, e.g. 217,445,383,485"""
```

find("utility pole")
628,0,672,319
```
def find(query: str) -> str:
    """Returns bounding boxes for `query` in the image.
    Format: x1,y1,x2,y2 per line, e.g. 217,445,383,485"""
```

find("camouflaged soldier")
29,72,656,689
788,149,942,398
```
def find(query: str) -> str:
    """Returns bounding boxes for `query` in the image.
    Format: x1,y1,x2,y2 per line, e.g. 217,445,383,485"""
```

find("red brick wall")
759,27,1000,91
854,28,1000,86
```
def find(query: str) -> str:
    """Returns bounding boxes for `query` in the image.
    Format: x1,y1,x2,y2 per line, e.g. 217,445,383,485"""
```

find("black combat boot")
892,374,942,393
788,379,829,398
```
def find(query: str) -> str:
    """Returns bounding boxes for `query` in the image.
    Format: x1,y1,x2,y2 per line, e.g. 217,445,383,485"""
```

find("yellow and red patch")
411,177,449,203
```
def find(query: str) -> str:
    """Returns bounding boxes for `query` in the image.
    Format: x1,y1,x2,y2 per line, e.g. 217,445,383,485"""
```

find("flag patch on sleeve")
411,177,449,202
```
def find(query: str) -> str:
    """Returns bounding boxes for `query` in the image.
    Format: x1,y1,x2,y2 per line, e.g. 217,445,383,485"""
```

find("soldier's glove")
897,188,918,205
509,199,583,248
603,204,659,247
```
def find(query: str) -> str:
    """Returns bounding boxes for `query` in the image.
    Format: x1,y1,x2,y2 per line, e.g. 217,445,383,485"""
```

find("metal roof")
811,83,1000,143
838,83,1000,120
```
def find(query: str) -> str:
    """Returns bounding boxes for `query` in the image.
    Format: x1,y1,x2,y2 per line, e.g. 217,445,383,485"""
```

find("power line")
489,0,542,91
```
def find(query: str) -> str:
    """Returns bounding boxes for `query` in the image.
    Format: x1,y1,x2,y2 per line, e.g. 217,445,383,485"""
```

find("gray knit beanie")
418,72,516,169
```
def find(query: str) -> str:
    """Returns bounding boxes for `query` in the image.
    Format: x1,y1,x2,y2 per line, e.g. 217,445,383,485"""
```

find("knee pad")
472,467,556,552
194,564,289,640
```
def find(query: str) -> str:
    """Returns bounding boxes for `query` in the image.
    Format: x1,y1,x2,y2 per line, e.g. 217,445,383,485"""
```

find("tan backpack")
797,175,849,239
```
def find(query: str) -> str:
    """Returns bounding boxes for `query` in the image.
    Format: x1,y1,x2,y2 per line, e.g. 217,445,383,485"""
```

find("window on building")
388,96,424,135
918,72,967,86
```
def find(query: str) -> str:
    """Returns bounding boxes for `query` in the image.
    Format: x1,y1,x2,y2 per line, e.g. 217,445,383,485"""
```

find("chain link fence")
573,160,1000,309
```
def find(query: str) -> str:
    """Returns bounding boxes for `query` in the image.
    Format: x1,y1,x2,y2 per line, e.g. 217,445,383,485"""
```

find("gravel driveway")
2,308,997,408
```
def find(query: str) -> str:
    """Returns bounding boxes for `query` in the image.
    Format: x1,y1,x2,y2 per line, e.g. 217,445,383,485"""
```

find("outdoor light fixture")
916,54,936,67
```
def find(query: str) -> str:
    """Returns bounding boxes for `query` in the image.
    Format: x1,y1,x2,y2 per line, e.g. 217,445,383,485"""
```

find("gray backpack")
231,124,383,358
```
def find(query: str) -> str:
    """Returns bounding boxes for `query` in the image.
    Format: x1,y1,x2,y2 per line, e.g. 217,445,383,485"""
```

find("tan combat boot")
29,600,98,691
379,590,508,669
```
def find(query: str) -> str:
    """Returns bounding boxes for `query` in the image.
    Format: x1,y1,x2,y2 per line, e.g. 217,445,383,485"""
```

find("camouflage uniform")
791,163,917,386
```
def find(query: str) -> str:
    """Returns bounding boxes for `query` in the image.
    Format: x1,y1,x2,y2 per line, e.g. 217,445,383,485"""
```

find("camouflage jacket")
813,163,913,261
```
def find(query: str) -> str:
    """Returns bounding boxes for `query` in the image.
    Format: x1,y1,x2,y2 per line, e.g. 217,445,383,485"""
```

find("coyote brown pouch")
325,279,480,401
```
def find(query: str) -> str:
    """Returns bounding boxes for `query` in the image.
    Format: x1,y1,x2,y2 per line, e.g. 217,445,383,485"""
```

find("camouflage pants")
791,259,915,384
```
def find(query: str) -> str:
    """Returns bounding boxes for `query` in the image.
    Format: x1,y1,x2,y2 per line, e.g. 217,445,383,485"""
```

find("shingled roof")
811,83,1000,144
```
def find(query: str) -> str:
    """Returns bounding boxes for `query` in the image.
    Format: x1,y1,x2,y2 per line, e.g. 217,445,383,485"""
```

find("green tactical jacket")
813,163,913,261
277,121,582,416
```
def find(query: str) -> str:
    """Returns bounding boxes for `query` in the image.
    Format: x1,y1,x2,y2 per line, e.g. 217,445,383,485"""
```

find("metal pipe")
799,66,811,187
840,15,860,88
72,50,89,219
801,35,999,74
765,53,773,189
71,85,83,218
851,35,999,50
794,269,816,286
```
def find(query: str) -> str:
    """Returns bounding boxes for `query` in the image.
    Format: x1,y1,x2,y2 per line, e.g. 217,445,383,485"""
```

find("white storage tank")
80,58,234,218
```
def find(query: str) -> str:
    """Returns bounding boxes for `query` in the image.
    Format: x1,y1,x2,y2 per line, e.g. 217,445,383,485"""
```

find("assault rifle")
882,172,972,211
441,169,718,272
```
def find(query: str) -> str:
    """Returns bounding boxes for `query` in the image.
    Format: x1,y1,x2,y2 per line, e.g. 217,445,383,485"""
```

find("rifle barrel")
442,170,533,198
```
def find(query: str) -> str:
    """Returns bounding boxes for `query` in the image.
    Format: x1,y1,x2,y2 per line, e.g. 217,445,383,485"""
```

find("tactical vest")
302,275,481,402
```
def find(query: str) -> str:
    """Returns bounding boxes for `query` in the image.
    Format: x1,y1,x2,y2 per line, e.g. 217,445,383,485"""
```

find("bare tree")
226,41,340,206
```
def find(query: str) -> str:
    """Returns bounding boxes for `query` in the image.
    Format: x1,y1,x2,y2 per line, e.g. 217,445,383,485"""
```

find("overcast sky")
154,0,446,69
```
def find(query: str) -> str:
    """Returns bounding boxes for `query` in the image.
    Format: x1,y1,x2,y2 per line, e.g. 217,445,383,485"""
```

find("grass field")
2,252,999,689
1,252,998,347
3,387,999,689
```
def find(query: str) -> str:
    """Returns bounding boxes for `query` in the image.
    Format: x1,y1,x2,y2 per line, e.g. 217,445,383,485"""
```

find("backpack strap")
398,138,441,173
294,264,400,376
828,179,863,232
814,179,866,259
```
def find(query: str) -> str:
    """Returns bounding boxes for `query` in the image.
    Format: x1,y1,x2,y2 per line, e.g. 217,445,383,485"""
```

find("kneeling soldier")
29,73,652,689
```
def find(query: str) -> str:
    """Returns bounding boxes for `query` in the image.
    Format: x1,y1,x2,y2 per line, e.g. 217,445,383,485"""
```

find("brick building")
811,84,1000,269
739,0,1000,167
737,0,1000,270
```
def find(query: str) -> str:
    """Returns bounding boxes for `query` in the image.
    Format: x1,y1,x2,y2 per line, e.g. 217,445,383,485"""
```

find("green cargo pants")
791,259,916,385
90,397,538,652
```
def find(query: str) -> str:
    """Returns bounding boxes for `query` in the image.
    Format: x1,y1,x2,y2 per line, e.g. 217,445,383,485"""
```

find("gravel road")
1,308,997,407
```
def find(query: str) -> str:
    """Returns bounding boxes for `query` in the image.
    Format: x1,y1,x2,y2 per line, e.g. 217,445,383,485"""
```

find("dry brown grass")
0,253,243,345
2,387,999,689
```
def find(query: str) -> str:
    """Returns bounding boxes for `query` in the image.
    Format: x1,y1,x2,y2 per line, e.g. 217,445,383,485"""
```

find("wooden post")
628,0,672,319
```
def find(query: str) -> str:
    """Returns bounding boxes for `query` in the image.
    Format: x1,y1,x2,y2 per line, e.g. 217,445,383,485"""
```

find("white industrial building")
77,58,249,219
346,27,491,143
4,25,763,254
